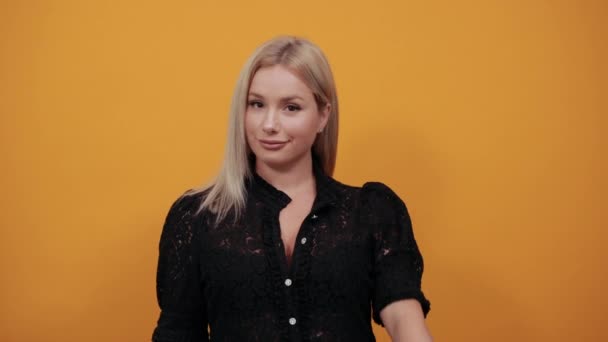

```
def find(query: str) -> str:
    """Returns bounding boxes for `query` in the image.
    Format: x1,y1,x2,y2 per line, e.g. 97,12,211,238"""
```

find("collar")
247,156,339,213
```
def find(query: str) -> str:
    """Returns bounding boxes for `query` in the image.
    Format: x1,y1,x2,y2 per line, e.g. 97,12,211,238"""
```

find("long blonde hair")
189,36,339,223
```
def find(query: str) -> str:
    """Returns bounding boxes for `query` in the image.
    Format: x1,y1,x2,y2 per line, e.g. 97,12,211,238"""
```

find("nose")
261,108,279,134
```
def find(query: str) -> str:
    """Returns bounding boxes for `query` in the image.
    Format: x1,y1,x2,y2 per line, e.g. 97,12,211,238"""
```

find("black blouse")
151,162,430,342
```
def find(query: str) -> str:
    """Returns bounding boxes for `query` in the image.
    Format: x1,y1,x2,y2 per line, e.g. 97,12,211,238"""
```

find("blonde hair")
189,36,339,224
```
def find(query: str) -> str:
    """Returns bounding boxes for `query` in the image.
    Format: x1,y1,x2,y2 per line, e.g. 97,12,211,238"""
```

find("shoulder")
167,189,206,216
327,177,405,206
358,181,411,224
360,181,401,199
360,181,407,208
327,177,408,214
326,177,360,196
161,188,210,232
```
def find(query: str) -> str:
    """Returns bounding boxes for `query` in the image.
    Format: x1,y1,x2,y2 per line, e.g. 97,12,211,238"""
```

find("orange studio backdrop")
0,1,606,341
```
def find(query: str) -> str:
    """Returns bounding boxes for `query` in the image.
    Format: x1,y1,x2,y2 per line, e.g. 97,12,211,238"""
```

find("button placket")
277,212,322,334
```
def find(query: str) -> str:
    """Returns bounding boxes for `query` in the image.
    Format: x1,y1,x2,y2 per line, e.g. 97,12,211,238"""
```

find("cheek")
284,114,319,140
244,112,257,135
244,114,258,150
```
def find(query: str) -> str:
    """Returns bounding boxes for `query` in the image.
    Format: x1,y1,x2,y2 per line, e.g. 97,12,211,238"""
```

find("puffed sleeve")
361,182,431,326
151,191,209,342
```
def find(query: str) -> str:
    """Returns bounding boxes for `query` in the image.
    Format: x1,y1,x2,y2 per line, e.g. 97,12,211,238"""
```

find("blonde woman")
152,36,432,342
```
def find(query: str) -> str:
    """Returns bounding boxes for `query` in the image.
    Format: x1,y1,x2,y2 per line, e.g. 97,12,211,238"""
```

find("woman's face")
245,65,329,171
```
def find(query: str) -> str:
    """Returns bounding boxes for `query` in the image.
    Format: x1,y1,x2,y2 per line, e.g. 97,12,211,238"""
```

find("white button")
311,214,318,220
284,278,292,286
289,317,297,325
300,237,307,245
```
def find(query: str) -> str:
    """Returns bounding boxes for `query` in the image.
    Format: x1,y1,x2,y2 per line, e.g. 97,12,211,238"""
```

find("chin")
252,148,307,170
254,153,291,169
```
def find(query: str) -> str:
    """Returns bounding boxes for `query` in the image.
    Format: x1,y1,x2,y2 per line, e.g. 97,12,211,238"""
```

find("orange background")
1,1,606,341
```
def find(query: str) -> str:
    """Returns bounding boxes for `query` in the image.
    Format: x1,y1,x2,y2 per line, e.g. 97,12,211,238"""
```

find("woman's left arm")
380,299,433,342
361,182,432,342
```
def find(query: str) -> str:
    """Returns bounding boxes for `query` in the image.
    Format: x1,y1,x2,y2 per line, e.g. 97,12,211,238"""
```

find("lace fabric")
152,162,430,342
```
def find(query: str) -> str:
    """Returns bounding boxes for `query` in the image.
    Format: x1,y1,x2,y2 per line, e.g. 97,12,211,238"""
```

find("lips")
259,139,287,150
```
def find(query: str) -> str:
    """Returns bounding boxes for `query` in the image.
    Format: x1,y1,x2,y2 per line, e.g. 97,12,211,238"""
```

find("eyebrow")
248,92,305,102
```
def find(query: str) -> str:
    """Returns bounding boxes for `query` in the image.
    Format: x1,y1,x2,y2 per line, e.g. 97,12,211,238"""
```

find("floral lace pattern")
152,162,430,342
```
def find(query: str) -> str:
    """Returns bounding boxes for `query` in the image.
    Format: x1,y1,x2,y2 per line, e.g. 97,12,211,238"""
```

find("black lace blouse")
151,162,430,342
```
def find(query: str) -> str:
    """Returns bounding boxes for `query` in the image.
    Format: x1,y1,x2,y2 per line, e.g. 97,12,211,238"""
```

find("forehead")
248,65,314,99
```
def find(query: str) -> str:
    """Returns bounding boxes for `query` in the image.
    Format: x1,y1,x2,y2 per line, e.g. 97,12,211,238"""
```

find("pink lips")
259,139,287,150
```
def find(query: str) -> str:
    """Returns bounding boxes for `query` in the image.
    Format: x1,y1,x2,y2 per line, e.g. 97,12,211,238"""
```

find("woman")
152,36,432,342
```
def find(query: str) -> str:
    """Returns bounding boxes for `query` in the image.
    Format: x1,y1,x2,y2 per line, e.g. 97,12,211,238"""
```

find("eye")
248,100,263,108
286,104,301,112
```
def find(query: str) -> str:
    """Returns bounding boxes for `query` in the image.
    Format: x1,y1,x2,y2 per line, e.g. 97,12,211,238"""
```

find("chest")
200,203,371,278
278,198,314,265
198,204,374,317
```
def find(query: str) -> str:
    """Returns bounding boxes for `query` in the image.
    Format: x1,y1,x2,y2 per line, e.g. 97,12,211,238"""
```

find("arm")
152,192,208,342
361,182,432,341
380,299,433,342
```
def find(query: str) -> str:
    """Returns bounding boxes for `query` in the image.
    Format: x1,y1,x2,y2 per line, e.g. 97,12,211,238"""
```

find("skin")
245,64,433,341
381,299,434,341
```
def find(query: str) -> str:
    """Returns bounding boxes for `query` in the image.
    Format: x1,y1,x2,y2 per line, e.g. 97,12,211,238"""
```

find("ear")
318,103,331,132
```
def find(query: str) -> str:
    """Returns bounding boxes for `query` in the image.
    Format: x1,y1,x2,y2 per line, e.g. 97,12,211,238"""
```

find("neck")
254,153,316,198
